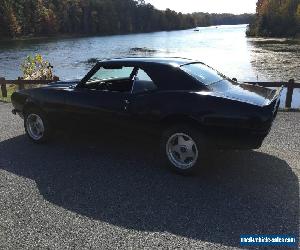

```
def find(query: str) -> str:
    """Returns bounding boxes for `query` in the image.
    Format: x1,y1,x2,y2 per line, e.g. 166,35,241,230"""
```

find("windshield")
181,63,226,85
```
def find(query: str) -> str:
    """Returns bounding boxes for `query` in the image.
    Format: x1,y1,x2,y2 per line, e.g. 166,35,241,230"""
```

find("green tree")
247,0,299,37
0,0,254,39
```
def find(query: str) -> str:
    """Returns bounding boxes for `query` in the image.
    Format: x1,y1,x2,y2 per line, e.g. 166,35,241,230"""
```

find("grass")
0,85,17,103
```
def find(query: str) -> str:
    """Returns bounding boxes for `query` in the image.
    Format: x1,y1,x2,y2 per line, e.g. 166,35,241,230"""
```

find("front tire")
24,108,51,143
161,124,207,174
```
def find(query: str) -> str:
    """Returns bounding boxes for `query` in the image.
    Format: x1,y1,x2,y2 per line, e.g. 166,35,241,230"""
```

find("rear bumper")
202,91,281,150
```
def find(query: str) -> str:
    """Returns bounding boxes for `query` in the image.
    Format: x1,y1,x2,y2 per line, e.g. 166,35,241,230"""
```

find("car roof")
99,57,197,67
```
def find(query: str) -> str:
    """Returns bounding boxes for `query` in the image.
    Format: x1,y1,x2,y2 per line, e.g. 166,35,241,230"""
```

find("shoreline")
0,33,98,42
2,33,299,44
0,28,196,42
0,24,250,42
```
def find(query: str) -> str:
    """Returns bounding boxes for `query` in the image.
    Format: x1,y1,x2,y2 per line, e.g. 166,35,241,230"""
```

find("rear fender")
161,114,204,130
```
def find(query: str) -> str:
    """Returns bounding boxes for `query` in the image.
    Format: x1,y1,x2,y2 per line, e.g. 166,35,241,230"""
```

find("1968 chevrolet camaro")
11,57,282,173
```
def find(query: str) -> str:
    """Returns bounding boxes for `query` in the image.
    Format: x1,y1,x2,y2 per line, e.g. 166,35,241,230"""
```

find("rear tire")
24,108,51,143
161,124,208,174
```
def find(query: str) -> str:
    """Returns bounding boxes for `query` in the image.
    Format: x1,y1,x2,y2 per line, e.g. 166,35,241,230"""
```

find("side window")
136,69,152,82
88,67,134,83
132,69,157,94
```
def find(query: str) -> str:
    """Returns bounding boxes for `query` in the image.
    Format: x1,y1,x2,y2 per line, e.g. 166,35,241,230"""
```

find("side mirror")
232,78,237,82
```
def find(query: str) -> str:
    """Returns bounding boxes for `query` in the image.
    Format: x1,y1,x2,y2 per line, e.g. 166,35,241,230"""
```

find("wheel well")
161,115,203,130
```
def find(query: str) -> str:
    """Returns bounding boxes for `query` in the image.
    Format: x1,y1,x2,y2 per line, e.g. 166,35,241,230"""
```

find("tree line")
247,0,300,37
0,0,253,39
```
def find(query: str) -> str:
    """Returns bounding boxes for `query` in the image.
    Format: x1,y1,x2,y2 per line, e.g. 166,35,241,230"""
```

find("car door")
64,66,134,130
125,68,161,133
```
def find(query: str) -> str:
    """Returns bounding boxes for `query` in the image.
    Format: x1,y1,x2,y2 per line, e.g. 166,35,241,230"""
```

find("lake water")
0,24,299,107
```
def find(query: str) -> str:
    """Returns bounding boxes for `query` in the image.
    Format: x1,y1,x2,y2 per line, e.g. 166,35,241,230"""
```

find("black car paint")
11,57,281,149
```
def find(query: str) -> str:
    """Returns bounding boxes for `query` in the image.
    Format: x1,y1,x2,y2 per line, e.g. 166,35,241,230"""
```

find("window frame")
78,62,159,94
86,66,136,85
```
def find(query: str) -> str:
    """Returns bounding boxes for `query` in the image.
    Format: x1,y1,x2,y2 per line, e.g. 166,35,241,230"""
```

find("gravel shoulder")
0,103,299,249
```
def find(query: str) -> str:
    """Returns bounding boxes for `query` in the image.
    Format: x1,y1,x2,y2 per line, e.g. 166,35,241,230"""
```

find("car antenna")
256,74,260,86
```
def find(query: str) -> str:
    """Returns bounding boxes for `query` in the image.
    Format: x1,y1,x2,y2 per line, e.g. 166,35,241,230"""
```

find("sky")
145,0,257,15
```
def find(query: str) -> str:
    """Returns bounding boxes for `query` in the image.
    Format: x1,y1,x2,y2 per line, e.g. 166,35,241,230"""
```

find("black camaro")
12,57,282,173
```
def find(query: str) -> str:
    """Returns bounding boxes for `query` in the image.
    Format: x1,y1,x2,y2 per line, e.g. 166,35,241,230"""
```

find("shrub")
21,54,54,80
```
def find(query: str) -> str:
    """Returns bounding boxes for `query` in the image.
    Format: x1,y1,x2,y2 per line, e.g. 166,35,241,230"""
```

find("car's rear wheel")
24,108,51,143
161,125,207,174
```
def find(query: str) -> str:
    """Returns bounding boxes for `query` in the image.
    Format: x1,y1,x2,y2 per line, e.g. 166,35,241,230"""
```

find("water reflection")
248,38,300,108
248,38,300,82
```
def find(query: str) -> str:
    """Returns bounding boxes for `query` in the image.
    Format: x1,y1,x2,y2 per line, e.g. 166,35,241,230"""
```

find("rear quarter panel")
130,90,270,132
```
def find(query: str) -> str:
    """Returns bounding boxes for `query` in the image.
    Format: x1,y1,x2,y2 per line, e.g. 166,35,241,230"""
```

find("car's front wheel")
162,125,207,174
24,108,51,143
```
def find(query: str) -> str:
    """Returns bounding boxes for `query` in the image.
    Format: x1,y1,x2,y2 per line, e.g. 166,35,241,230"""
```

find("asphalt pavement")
0,103,299,249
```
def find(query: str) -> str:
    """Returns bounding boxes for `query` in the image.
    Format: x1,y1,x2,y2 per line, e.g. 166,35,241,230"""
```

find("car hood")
45,80,80,89
209,80,278,106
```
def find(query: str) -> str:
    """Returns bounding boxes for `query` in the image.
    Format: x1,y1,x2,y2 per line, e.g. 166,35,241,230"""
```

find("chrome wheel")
166,133,199,170
26,114,45,141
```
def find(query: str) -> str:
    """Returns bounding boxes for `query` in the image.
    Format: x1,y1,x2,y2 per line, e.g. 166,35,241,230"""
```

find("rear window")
181,63,225,85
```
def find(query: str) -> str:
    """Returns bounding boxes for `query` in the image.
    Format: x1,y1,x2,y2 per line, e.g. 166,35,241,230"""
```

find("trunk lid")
209,80,281,107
